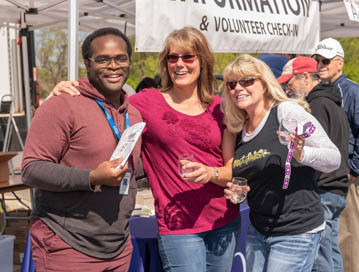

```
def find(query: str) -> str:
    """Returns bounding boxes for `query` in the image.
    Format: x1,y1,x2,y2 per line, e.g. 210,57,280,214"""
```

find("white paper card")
111,122,146,168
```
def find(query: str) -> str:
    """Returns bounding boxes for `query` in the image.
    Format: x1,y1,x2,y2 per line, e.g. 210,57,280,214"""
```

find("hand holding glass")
178,154,195,179
278,118,297,146
230,177,248,204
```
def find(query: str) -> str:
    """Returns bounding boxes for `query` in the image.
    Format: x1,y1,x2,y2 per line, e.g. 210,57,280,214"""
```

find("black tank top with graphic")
233,106,324,236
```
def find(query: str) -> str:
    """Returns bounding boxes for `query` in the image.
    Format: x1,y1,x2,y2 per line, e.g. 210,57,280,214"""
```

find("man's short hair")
81,27,132,60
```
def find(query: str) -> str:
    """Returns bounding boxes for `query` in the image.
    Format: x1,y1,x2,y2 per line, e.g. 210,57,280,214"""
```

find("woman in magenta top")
50,27,240,272
129,89,238,235
133,27,240,271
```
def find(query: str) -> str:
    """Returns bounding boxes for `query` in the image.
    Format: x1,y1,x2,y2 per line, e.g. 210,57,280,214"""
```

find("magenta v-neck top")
130,88,239,235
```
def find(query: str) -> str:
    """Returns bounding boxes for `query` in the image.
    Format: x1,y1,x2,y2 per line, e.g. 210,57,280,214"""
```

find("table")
232,203,250,272
130,204,250,272
0,175,30,194
21,204,250,272
0,175,32,234
129,216,163,272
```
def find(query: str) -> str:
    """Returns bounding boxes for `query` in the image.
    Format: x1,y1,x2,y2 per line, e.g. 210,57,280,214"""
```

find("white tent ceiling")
0,0,359,39
0,0,135,36
1,0,358,130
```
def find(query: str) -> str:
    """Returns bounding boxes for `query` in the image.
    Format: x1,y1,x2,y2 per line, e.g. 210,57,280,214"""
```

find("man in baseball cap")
279,56,350,272
313,37,344,83
314,37,344,59
314,38,359,272
277,56,317,99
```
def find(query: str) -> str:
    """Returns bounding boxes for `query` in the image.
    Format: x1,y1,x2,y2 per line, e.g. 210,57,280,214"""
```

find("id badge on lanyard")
96,100,131,195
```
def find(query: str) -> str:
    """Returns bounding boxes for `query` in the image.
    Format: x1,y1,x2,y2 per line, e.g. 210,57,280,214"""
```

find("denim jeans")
157,216,241,272
312,189,347,272
246,223,323,272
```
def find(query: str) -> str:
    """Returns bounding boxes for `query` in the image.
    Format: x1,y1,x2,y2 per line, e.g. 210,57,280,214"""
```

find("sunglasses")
314,57,331,65
227,77,258,90
166,54,197,63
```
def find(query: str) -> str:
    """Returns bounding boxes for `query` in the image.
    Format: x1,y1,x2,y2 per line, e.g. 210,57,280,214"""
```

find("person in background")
277,53,296,60
50,26,241,272
135,76,157,93
154,73,162,88
223,54,341,272
257,53,288,78
21,28,142,271
313,37,359,272
278,56,349,272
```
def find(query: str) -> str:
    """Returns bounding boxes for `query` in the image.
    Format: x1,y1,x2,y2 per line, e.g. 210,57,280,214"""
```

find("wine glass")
178,154,195,179
278,118,297,146
230,177,248,204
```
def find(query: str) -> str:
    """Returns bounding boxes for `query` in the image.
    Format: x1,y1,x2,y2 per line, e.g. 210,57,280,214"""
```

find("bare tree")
36,27,86,99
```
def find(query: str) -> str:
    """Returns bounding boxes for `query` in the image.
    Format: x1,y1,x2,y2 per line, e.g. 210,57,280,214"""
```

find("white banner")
344,0,359,22
135,0,320,54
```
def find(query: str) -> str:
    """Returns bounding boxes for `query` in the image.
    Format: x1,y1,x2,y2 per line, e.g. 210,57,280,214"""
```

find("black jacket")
306,83,349,195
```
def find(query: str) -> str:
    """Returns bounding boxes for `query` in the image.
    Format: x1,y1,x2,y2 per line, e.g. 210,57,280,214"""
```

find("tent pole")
68,0,79,81
20,13,32,130
20,11,35,209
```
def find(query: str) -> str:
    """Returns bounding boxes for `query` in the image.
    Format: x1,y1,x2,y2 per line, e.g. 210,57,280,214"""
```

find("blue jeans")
157,216,241,272
312,190,347,272
246,223,323,272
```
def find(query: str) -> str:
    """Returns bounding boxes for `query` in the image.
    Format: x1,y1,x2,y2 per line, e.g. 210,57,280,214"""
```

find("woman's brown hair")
158,27,215,105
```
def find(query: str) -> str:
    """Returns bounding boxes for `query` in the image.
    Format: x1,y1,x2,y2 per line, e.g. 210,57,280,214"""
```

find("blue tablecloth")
21,204,250,272
21,232,35,272
232,204,250,272
129,215,162,272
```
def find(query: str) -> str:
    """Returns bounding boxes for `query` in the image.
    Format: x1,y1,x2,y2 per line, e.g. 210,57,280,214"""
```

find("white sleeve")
277,101,341,173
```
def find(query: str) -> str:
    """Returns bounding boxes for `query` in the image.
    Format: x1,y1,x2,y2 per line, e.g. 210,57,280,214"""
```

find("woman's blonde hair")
222,54,310,134
158,27,215,105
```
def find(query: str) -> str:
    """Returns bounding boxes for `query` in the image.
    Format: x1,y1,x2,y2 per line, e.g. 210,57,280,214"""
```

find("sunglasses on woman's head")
166,54,197,63
227,77,258,90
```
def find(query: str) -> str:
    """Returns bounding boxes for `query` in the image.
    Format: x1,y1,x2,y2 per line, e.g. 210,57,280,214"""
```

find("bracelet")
213,167,219,180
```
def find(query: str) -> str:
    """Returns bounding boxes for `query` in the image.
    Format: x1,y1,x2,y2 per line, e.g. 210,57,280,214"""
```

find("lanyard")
95,99,130,142
282,122,316,189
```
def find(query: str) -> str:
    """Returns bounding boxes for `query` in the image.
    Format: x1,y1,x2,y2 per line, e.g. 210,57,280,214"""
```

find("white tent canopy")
0,0,358,128
0,0,135,35
0,0,135,128
0,0,358,40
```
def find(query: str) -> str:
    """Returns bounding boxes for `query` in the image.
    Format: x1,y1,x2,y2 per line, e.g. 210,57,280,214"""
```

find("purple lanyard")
282,122,316,189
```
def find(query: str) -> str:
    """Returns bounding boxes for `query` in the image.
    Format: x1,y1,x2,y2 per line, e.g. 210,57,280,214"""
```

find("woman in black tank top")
221,54,341,272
